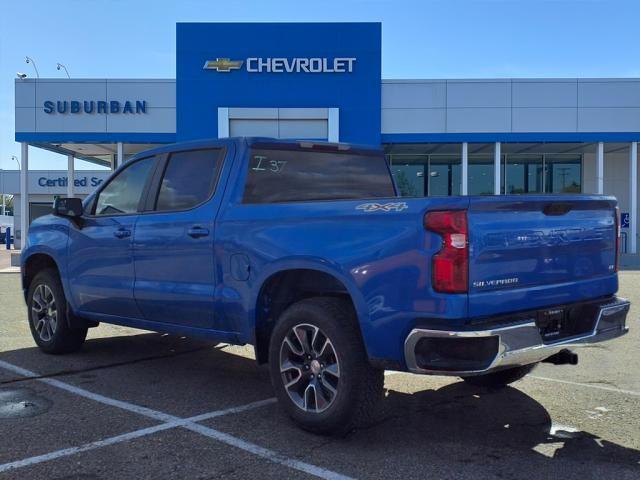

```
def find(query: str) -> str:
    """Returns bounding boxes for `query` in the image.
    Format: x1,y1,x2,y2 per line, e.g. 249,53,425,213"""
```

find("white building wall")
382,78,640,134
15,79,176,134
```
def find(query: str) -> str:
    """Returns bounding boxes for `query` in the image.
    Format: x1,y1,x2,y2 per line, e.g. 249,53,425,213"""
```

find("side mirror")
53,197,84,218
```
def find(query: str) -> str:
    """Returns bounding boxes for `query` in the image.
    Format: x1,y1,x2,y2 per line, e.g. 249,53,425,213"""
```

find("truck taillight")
424,210,469,293
615,207,620,273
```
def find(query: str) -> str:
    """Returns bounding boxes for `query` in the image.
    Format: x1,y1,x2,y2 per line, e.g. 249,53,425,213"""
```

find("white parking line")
0,360,353,480
0,359,176,422
186,422,353,480
529,375,640,397
0,422,178,473
0,399,277,474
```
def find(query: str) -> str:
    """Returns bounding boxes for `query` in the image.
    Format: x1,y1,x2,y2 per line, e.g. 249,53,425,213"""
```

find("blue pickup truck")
21,137,630,434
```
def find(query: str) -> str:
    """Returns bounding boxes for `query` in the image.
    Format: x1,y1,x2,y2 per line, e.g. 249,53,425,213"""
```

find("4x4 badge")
356,202,408,212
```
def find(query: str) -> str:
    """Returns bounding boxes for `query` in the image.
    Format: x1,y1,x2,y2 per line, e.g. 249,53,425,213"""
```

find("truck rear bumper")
404,296,630,376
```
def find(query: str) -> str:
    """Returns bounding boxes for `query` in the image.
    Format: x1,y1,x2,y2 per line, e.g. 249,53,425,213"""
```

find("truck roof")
128,137,382,163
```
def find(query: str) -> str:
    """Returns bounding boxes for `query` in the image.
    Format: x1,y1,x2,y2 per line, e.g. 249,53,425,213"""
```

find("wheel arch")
22,252,61,303
23,251,95,329
252,262,368,365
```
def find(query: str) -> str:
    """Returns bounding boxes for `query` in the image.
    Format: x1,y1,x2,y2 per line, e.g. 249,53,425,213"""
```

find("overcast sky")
1,0,638,170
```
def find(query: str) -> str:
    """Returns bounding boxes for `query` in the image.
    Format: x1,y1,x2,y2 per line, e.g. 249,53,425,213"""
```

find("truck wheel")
461,363,537,388
27,269,87,354
268,297,384,435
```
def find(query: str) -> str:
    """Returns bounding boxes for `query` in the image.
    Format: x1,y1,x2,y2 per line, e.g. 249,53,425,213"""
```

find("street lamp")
25,56,39,78
56,63,70,78
11,156,20,169
1,168,4,216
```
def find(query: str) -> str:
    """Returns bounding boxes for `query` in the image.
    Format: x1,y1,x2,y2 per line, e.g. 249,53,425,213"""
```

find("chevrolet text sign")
178,23,381,144
204,57,356,73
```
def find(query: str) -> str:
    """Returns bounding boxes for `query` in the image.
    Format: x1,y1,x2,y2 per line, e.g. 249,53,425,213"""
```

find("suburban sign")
43,100,148,115
204,57,356,73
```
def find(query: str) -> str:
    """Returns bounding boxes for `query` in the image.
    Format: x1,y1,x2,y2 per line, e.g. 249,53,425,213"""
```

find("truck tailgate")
467,195,618,318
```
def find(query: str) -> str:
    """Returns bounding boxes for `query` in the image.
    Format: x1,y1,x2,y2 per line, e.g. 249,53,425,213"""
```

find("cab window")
94,156,156,216
154,149,221,211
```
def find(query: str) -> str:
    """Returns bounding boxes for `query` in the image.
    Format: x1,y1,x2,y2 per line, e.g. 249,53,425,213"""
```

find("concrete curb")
0,267,20,274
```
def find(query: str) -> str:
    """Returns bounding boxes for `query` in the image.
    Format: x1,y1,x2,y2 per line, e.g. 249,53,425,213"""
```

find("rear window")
243,147,395,204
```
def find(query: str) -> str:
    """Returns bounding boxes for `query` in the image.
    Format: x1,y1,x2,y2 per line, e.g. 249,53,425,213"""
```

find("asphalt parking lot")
0,272,638,479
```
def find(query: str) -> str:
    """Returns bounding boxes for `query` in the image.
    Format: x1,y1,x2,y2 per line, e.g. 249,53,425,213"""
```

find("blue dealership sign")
176,23,382,145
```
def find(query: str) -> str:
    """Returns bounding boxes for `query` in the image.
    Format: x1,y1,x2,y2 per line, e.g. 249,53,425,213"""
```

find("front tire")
27,269,87,354
268,297,384,435
461,363,537,388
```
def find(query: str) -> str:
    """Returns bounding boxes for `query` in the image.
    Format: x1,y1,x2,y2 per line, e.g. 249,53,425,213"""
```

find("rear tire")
268,297,384,435
27,269,87,354
461,363,537,388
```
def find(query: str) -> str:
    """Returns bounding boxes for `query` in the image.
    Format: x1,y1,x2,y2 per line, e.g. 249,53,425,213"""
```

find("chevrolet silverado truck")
21,137,630,434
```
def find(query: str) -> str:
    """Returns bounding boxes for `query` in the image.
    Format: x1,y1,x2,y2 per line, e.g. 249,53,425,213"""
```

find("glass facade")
386,143,583,197
544,155,582,193
503,154,543,194
386,144,462,197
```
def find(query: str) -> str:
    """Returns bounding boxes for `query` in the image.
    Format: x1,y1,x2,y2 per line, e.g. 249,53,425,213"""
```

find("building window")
387,143,583,197
429,155,461,196
387,155,426,197
544,155,582,193
387,154,463,197
386,144,461,197
502,153,582,194
503,155,544,194
468,154,494,195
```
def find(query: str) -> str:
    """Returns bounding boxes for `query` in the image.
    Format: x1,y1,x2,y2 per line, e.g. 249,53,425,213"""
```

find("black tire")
461,363,537,388
268,297,384,435
27,268,87,354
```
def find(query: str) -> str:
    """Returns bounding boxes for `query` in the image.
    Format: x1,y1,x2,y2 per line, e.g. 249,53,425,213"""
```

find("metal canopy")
29,142,163,168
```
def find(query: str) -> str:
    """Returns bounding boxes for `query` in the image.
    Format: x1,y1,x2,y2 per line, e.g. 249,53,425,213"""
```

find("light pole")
1,169,4,216
25,57,39,78
56,63,70,78
9,156,19,217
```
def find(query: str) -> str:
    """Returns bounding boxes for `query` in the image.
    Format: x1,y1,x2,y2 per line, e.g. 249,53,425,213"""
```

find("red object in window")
424,210,469,293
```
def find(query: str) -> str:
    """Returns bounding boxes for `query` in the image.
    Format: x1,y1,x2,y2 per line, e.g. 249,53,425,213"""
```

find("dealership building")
10,22,640,254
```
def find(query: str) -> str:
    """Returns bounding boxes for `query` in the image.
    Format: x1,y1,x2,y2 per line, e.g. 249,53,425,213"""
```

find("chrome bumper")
404,297,630,376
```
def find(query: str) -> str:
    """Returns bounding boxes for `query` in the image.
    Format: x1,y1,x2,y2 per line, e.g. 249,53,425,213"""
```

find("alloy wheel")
31,284,58,342
279,323,340,413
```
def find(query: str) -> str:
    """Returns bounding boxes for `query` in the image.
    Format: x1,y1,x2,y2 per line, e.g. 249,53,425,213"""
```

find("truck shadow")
364,382,640,469
0,332,638,475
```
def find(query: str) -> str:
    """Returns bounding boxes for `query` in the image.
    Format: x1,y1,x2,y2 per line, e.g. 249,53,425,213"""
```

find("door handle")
113,228,131,239
188,226,210,238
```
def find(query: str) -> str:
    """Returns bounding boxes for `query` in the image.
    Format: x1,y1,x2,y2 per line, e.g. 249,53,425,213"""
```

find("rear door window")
155,149,222,211
243,147,395,203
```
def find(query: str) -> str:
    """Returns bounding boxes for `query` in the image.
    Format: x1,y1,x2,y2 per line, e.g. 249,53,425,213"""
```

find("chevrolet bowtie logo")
203,58,244,72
